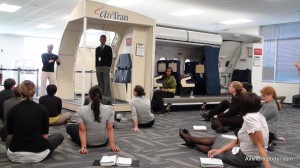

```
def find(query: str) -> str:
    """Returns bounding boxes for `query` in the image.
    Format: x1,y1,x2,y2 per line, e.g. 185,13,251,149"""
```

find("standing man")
41,44,60,96
95,35,113,99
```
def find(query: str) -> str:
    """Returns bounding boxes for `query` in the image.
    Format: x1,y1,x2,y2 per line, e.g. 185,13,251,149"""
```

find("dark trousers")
269,132,276,144
66,124,108,147
151,91,174,112
208,100,230,118
138,119,155,128
211,116,243,130
0,126,7,141
5,133,64,158
96,66,111,99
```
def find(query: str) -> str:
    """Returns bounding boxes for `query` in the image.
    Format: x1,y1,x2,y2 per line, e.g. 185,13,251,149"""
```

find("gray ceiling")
0,0,300,38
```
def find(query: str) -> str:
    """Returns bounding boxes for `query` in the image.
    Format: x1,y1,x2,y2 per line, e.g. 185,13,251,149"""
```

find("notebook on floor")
93,156,139,167
200,157,223,167
193,126,207,131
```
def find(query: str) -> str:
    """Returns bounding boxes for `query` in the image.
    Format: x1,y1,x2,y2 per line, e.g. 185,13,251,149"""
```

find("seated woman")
66,86,120,154
129,85,155,132
202,81,246,133
260,86,281,151
180,93,270,168
6,80,63,163
39,84,72,126
151,67,177,114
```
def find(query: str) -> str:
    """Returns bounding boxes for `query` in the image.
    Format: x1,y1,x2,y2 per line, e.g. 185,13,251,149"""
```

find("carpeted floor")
0,104,299,168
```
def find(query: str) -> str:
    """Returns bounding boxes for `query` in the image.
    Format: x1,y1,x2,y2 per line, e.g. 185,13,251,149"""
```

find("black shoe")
201,112,211,121
155,111,165,114
215,126,230,133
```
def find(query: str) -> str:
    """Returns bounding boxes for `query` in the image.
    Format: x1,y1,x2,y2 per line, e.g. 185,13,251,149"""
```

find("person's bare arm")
250,131,271,168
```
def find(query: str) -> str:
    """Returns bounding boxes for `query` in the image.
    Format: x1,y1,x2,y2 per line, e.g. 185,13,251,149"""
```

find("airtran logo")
95,8,128,21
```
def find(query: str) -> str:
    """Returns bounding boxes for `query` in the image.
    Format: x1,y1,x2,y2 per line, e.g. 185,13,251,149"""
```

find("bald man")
41,44,60,96
296,61,300,76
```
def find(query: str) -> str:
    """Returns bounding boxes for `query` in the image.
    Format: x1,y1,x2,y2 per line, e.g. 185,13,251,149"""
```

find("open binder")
100,155,132,167
200,157,223,167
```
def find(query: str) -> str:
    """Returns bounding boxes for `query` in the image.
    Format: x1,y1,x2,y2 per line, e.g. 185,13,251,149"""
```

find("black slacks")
151,91,174,112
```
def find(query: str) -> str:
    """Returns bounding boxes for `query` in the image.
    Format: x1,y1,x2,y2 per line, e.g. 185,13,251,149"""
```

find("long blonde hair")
19,80,35,100
231,81,246,96
260,86,281,110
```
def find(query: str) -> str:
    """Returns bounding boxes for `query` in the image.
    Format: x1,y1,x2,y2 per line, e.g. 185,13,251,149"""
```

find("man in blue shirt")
41,44,60,96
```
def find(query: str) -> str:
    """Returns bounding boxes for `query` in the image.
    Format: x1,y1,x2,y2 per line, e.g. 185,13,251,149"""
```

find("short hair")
4,78,16,90
46,84,57,96
100,35,106,39
19,80,35,100
240,92,261,115
134,85,146,96
13,86,21,97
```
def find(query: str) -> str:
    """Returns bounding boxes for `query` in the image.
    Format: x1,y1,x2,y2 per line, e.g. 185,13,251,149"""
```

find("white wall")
227,26,299,103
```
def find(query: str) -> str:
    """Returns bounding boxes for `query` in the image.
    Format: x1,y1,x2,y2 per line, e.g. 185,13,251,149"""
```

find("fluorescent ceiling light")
170,9,205,17
63,15,69,19
219,18,253,25
36,24,54,29
107,0,142,7
0,3,21,12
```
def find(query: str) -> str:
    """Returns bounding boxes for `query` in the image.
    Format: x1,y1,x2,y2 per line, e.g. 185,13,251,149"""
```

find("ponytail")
89,86,102,123
91,94,101,122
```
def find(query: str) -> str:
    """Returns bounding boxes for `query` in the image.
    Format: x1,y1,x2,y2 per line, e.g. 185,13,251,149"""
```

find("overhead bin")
188,31,222,45
156,27,188,41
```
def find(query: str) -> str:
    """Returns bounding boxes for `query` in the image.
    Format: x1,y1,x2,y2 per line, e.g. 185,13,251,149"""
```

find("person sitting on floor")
202,81,246,133
0,78,16,122
39,84,72,126
66,86,120,154
129,85,155,132
179,92,270,168
151,67,177,114
0,86,23,141
6,80,64,163
260,86,282,151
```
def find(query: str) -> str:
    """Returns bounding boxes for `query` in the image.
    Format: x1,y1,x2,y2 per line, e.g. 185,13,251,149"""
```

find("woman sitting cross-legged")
66,86,120,154
151,67,177,114
39,84,72,126
180,92,271,168
6,80,64,163
129,85,155,132
202,81,246,133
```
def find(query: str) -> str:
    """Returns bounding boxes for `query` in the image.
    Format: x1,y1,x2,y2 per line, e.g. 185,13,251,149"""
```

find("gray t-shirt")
238,113,269,159
260,99,279,134
75,103,115,146
129,97,154,124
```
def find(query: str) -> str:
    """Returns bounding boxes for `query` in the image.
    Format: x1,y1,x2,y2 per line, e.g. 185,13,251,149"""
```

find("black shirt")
0,89,14,121
7,100,50,152
39,95,62,117
95,45,113,67
41,53,59,72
